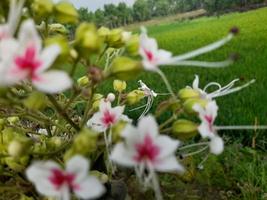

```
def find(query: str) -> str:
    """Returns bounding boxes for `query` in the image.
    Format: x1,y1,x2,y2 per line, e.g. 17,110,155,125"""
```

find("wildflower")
26,155,105,200
0,0,25,40
87,99,129,133
0,19,72,93
191,75,255,100
193,101,224,155
111,115,184,179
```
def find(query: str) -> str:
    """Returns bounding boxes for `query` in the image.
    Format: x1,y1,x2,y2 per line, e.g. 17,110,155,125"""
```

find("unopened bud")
32,0,53,18
125,34,140,56
107,93,116,102
107,29,124,48
97,26,111,41
8,138,31,158
172,119,198,140
126,90,145,105
183,98,208,114
113,79,127,93
54,1,78,24
7,117,19,125
23,92,47,110
178,88,200,101
77,76,89,87
89,67,103,84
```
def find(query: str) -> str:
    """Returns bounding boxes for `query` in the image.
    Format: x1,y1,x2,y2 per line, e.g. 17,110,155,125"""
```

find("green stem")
156,68,176,99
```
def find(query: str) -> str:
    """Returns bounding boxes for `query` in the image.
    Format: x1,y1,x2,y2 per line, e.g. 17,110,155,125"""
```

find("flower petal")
110,143,137,167
209,136,224,155
198,122,214,138
112,105,125,122
155,135,179,159
154,156,184,173
99,99,111,112
18,19,42,53
192,75,199,90
74,176,105,199
38,45,61,73
138,115,159,138
33,70,72,94
87,112,106,133
66,155,89,183
157,49,172,64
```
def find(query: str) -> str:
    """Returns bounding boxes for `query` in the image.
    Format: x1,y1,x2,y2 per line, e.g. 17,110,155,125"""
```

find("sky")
55,0,136,12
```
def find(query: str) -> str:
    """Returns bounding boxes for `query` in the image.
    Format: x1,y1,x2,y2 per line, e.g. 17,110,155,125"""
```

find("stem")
70,57,80,77
104,131,114,176
178,142,209,151
156,68,176,99
47,95,80,132
182,146,209,157
215,125,267,131
149,165,163,200
159,115,176,130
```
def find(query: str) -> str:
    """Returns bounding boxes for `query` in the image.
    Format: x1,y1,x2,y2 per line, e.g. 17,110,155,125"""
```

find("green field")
97,8,267,199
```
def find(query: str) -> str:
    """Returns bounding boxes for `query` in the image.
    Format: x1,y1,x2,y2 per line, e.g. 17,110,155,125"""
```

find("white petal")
155,135,179,159
26,161,61,197
74,176,105,199
18,19,42,53
112,105,125,122
209,136,224,155
138,115,159,138
110,143,137,167
142,60,157,71
206,101,218,120
198,122,214,138
60,185,70,200
192,75,199,90
87,112,107,133
38,45,61,73
0,38,18,60
99,99,111,112
120,114,132,123
66,155,89,183
33,70,72,94
157,49,172,64
154,156,184,173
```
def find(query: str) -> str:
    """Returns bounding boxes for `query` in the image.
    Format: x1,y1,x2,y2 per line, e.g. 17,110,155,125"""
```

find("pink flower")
139,28,173,71
26,155,105,200
87,99,130,132
111,115,184,173
0,19,72,93
193,101,224,155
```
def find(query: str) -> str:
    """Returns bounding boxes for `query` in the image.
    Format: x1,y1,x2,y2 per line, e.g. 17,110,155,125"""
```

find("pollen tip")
230,27,239,35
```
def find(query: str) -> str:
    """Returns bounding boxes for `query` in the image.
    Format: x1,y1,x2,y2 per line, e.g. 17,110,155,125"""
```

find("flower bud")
113,79,127,93
89,67,104,84
23,92,47,110
5,157,26,172
75,23,102,54
107,93,116,102
172,119,198,140
93,93,104,101
183,98,208,114
178,88,200,101
48,24,69,36
122,31,132,43
7,117,19,125
126,90,145,105
125,35,140,56
70,49,79,59
90,170,109,184
32,0,53,18
107,29,124,48
8,138,32,158
54,1,78,24
106,57,142,80
111,121,128,142
77,76,89,87
97,26,111,41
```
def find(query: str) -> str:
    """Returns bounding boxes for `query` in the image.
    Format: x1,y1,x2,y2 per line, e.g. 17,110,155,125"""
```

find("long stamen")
104,131,115,175
171,33,234,62
215,125,267,131
178,142,209,151
148,164,163,200
197,154,210,170
182,146,209,157
156,68,176,99
169,59,233,68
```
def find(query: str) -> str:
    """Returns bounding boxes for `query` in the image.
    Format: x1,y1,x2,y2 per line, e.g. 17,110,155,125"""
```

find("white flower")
193,101,224,155
111,115,184,174
193,101,218,139
191,75,255,100
0,0,25,40
0,19,72,93
26,155,105,200
139,27,173,71
87,99,129,132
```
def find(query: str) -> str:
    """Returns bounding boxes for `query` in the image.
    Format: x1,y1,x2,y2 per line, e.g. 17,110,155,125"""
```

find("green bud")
111,121,128,142
97,26,111,41
172,119,198,140
8,138,32,158
23,92,47,110
47,137,63,149
75,23,102,54
125,35,140,56
90,170,109,183
107,29,124,48
77,76,89,87
106,57,142,80
20,194,34,200
54,1,78,24
32,0,53,18
178,88,200,101
48,24,69,36
113,79,127,93
183,98,208,114
7,117,19,125
126,90,145,105
5,157,25,172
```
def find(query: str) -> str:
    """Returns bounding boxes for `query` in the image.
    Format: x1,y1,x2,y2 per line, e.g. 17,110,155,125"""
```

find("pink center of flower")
144,49,154,61
101,110,116,127
49,168,80,191
204,115,213,131
14,44,42,80
134,134,160,163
